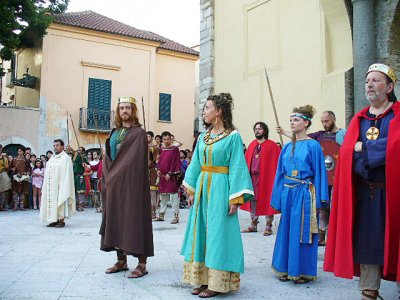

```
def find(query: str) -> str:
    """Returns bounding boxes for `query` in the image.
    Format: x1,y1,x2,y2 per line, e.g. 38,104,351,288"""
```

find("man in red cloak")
324,63,400,300
240,122,280,236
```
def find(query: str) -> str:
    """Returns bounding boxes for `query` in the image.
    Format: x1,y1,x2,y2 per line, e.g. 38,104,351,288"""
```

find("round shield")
320,140,341,186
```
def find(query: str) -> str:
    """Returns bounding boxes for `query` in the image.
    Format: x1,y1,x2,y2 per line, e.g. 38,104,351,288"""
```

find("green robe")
181,130,254,273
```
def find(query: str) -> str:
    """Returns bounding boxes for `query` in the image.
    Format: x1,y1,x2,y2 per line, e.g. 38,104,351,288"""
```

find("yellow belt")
201,165,229,174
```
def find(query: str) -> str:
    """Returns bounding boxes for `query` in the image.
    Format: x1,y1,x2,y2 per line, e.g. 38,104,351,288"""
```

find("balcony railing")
79,107,115,133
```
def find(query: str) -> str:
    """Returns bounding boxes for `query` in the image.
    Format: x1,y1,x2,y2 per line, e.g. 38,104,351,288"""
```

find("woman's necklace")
203,128,231,145
290,140,306,177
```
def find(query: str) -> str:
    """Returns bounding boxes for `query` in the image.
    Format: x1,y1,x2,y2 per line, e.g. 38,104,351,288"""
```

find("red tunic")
324,101,400,281
240,139,280,215
158,146,181,194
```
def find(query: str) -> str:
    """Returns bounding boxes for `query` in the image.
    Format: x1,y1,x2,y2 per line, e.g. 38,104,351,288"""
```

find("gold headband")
367,63,397,83
118,97,136,104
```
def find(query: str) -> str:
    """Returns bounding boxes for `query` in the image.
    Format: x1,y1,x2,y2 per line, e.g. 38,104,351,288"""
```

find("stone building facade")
199,0,400,138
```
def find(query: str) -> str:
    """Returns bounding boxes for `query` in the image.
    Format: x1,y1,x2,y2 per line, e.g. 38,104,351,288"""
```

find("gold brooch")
366,127,380,140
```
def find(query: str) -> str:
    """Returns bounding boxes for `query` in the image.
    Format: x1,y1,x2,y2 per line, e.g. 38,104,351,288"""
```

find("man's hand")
228,204,239,215
276,126,291,138
354,141,363,152
165,174,171,181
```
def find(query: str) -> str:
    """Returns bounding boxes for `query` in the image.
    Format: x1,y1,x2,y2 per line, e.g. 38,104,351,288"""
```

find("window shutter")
159,93,171,121
87,78,112,129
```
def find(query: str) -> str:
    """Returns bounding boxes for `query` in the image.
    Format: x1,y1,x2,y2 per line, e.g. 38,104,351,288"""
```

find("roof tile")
53,11,199,56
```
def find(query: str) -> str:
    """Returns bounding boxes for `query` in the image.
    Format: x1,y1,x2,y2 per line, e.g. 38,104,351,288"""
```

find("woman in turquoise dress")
181,93,254,298
272,105,329,284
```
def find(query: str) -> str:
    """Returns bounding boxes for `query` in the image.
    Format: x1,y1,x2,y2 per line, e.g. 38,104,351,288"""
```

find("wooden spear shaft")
66,110,70,146
141,96,146,131
69,113,85,161
264,66,284,145
93,109,102,150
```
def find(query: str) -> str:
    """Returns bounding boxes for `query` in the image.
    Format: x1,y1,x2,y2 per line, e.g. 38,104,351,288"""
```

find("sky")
67,0,200,48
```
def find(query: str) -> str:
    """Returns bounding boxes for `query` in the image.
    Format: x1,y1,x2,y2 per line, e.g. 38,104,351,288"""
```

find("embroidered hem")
183,262,240,293
271,266,317,281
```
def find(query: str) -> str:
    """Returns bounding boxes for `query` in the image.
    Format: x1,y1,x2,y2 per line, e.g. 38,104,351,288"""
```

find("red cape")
324,101,400,281
240,139,280,215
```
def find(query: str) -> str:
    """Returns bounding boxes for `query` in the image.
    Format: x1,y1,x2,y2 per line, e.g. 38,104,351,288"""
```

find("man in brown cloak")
100,96,154,278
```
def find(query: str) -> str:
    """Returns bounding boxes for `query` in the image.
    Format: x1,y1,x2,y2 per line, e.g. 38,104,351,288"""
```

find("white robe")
40,151,76,222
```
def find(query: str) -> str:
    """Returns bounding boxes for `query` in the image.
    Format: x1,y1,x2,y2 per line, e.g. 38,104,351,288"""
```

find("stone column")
352,0,376,112
198,0,215,132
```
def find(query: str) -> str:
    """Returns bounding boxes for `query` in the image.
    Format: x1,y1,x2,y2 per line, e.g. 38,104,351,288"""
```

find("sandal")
263,228,273,236
105,261,128,274
293,277,312,284
127,264,148,278
241,227,257,233
278,275,289,282
198,289,221,298
361,290,383,300
191,285,208,295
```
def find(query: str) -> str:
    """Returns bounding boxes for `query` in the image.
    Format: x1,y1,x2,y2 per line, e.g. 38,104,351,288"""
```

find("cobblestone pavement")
0,208,398,300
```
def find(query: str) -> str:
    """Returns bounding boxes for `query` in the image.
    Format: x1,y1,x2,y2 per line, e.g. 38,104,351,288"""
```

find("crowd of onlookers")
0,131,195,214
0,144,51,211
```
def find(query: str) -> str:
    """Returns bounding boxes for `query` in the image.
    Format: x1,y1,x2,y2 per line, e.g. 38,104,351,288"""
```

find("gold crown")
118,97,136,104
367,63,397,83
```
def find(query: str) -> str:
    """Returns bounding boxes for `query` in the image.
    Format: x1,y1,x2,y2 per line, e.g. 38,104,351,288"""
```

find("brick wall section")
345,0,399,121
345,68,354,126
376,0,399,101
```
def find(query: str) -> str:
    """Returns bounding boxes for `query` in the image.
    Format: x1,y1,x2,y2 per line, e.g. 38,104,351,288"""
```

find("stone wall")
198,0,215,132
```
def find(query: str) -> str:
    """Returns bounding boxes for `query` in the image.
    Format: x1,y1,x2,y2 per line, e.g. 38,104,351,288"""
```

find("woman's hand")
228,204,238,215
187,193,194,207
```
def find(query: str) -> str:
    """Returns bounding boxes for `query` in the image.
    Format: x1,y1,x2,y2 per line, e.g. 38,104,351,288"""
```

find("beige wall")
0,106,40,154
38,24,197,153
154,53,196,148
213,0,352,145
14,45,42,108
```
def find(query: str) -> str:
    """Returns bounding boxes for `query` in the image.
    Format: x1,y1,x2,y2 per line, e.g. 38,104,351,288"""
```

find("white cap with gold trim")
118,97,136,104
367,63,397,83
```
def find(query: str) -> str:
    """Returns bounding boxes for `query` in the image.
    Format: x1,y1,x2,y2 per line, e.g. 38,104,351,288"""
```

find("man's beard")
366,90,387,105
121,113,131,121
255,134,264,140
324,124,335,132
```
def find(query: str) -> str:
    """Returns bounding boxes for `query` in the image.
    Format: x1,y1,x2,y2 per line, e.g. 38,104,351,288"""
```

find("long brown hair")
203,93,235,131
114,102,141,129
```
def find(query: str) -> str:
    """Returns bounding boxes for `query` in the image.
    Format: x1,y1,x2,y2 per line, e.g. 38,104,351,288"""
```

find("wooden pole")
141,96,146,131
264,66,284,145
69,113,85,161
66,110,70,146
93,109,102,150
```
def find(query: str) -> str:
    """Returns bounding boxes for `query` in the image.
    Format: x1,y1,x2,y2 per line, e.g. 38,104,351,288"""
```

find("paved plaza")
0,208,398,300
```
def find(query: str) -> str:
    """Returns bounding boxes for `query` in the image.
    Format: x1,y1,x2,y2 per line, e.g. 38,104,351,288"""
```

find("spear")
141,96,146,131
66,110,70,146
93,109,102,150
264,66,284,145
69,113,85,161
